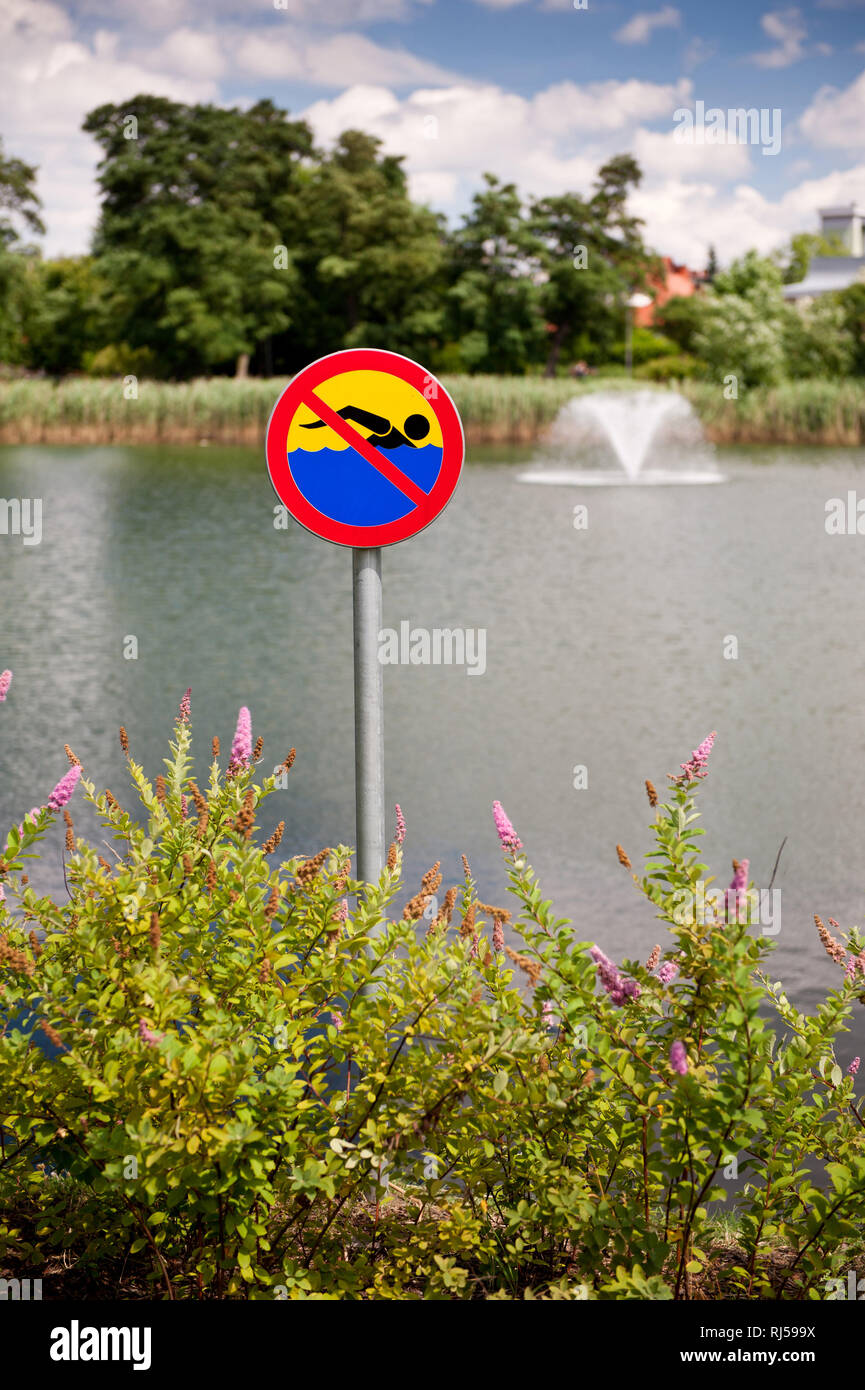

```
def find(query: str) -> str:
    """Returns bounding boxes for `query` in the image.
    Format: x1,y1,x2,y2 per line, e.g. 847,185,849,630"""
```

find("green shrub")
0,705,863,1299
636,353,698,382
83,343,161,379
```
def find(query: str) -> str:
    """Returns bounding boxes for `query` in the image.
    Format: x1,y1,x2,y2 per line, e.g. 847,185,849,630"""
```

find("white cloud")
303,78,863,270
532,78,692,133
73,0,430,24
0,1,220,255
750,8,808,69
302,77,693,211
150,28,228,81
633,162,865,265
3,0,861,277
799,67,865,146
235,29,457,86
632,126,752,179
614,6,681,45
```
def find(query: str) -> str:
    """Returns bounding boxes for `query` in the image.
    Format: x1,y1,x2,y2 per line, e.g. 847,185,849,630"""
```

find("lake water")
1,437,864,1065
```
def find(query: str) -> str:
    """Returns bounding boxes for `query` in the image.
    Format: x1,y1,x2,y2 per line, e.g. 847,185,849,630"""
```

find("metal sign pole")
352,546,385,890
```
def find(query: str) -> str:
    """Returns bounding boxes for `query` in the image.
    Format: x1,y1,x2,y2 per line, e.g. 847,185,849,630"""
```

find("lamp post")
625,292,653,376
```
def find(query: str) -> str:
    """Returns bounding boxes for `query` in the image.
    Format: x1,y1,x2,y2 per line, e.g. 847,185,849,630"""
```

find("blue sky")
2,0,864,265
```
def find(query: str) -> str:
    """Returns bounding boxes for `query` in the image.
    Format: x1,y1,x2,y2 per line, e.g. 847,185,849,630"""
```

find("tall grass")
1,374,864,446
679,379,865,445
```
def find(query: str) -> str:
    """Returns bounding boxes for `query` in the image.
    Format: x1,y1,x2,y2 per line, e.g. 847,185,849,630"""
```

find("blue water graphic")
288,443,442,525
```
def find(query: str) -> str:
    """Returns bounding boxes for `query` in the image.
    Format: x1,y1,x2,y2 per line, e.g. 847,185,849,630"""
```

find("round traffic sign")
266,348,464,547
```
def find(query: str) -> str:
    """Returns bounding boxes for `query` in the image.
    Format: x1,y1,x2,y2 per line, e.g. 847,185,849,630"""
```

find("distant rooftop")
782,256,865,301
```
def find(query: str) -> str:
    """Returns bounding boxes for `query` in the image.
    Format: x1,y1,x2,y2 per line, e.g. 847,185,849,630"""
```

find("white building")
782,205,865,305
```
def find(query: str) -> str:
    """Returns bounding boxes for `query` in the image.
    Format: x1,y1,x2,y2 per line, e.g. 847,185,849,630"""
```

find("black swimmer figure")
301,406,430,450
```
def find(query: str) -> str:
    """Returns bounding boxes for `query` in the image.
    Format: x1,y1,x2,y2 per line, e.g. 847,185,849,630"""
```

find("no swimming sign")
266,348,464,547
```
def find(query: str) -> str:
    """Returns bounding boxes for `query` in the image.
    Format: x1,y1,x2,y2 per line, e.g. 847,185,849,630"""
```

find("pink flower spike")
394,804,406,845
657,961,678,985
493,800,522,853
229,706,252,772
178,688,191,724
726,858,750,924
675,730,717,783
138,1018,163,1048
848,1056,860,1077
670,1040,688,1076
47,764,81,812
18,807,43,835
0,670,11,702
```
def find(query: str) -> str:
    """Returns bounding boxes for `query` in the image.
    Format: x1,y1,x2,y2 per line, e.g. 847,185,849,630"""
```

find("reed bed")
1,374,863,446
679,379,865,446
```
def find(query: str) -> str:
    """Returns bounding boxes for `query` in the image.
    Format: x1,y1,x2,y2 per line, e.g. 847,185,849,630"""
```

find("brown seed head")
28,930,42,956
616,844,632,870
64,744,81,767
39,1020,64,1049
182,854,193,877
253,736,263,762
281,748,296,774
433,886,458,931
234,788,256,838
459,903,477,938
296,847,331,887
645,779,658,808
206,860,217,894
265,885,281,921
149,912,161,952
386,841,398,871
119,727,129,755
505,945,542,987
815,913,847,966
645,944,661,973
155,776,166,804
262,821,285,855
477,902,512,925
212,735,220,758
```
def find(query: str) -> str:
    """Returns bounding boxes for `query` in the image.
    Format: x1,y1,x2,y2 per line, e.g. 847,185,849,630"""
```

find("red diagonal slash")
298,388,430,508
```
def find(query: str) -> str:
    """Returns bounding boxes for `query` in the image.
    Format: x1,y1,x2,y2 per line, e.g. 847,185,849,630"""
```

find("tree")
836,282,865,376
775,231,847,285
694,253,790,386
279,130,447,369
530,155,656,376
82,96,314,377
783,295,854,379
656,294,706,354
20,257,104,375
705,245,718,283
0,138,44,249
0,136,45,367
442,173,546,374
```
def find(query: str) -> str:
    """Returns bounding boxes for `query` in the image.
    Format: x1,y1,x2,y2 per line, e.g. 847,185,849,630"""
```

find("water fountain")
518,388,724,487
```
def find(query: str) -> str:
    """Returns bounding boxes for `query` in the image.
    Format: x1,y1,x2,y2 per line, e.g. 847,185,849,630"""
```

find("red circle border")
265,348,465,548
